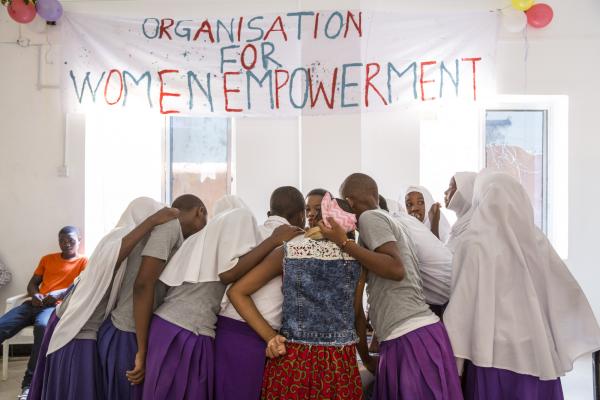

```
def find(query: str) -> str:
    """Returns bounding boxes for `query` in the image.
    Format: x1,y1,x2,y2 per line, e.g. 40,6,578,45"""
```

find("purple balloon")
36,0,63,22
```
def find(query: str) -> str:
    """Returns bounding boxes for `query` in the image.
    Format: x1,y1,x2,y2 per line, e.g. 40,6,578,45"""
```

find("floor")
0,356,595,399
0,358,26,400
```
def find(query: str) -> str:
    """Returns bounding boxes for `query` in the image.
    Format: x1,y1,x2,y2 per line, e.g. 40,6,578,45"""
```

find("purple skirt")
374,321,463,400
463,361,564,400
31,338,104,400
27,312,59,400
97,318,142,400
214,315,266,400
143,315,214,400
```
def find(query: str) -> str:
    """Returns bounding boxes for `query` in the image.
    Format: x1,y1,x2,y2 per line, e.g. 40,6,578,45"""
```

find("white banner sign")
61,10,498,116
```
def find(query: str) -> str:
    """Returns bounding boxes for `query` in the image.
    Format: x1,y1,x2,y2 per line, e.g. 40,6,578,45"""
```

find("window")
480,95,568,258
485,110,548,232
167,117,232,217
418,95,567,257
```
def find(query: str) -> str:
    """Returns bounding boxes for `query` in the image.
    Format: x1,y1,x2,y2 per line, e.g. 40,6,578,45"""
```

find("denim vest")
280,238,361,346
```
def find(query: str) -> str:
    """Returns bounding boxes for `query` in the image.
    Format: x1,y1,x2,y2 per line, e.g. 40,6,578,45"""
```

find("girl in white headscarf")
29,198,178,400
444,171,600,400
132,195,258,400
136,195,302,400
213,195,250,217
443,172,477,253
403,185,451,243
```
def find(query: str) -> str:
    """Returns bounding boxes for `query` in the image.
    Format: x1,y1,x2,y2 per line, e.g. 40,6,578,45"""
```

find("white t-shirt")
392,213,453,305
219,215,288,330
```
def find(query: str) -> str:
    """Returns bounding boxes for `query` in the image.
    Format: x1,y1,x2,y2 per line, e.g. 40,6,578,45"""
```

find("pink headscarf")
321,193,357,233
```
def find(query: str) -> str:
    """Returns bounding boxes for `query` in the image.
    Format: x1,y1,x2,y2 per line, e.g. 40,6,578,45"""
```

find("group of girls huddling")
27,169,600,400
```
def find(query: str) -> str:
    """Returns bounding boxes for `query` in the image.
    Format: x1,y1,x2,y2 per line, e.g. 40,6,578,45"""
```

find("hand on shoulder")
270,225,304,245
149,207,180,226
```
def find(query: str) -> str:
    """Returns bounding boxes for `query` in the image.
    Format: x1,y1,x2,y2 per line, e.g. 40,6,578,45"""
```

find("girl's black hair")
306,188,329,198
378,195,389,212
334,198,356,240
307,189,330,224
335,198,353,213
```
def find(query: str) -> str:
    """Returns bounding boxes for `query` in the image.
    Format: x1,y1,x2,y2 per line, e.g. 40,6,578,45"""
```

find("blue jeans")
0,301,55,389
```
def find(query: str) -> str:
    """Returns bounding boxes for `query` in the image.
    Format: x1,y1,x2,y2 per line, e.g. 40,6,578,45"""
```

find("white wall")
85,110,164,251
302,114,362,196
0,42,85,301
234,117,300,224
1,0,599,397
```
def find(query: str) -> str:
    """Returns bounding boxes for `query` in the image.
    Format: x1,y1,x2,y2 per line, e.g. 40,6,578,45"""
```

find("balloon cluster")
502,0,554,32
2,0,63,24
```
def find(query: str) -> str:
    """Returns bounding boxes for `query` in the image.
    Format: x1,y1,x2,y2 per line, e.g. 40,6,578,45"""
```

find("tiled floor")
0,355,595,399
0,358,26,400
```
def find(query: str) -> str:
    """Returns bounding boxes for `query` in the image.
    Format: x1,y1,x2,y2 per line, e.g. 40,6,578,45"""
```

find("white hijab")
444,171,600,380
403,185,451,243
213,195,249,216
49,197,162,354
385,197,405,218
446,172,477,253
159,195,261,286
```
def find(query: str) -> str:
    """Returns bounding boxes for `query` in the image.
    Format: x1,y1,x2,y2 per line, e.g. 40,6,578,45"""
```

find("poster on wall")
61,10,498,116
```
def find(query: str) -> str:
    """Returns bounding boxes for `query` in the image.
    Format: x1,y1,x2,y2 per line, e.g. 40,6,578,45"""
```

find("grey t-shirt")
110,219,183,332
76,293,109,340
358,209,433,340
55,282,109,340
154,281,225,337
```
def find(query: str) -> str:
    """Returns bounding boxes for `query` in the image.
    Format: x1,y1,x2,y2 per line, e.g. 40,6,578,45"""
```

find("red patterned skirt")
261,342,363,400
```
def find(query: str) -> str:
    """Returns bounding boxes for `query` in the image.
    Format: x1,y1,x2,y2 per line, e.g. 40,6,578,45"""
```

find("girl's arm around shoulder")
319,217,405,281
117,207,180,268
219,225,303,285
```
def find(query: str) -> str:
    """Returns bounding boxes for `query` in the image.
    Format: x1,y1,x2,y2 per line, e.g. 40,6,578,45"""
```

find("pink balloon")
7,0,37,24
526,3,554,28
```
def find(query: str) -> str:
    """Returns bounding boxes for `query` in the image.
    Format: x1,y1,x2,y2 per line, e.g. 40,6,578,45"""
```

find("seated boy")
0,226,87,399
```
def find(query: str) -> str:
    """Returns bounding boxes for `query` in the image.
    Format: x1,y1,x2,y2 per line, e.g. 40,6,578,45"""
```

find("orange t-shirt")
33,253,88,295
